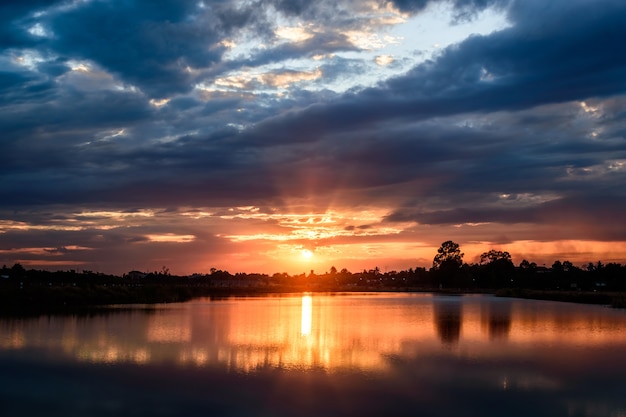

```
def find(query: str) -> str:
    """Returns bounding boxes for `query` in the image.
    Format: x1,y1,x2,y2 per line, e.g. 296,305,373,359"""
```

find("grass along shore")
495,288,626,308
1,282,626,316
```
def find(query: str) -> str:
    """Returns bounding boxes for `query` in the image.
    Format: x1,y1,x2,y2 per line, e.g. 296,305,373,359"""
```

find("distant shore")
1,282,625,316
495,288,626,308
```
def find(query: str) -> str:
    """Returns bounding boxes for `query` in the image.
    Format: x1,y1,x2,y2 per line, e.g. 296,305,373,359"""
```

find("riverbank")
0,284,278,316
495,288,626,308
1,283,625,316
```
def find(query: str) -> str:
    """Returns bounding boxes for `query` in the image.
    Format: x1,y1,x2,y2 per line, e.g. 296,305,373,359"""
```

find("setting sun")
301,249,314,259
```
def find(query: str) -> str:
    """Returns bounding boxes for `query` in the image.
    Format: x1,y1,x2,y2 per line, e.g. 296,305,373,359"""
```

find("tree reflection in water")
433,297,462,345
2,294,626,417
485,300,512,340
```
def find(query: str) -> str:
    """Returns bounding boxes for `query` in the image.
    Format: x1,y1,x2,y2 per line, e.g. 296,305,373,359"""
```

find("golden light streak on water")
2,295,626,374
301,295,312,335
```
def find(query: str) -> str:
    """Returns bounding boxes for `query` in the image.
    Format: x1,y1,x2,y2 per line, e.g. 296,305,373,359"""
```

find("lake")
1,293,625,416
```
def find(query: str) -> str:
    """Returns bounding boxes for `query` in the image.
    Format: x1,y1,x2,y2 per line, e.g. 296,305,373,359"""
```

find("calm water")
1,293,626,416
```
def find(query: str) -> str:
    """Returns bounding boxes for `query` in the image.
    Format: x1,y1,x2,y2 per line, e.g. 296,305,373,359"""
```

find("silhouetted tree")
552,260,564,273
432,241,464,288
479,250,512,265
518,259,539,288
562,260,574,272
519,259,537,270
477,249,515,288
11,263,26,278
433,241,463,270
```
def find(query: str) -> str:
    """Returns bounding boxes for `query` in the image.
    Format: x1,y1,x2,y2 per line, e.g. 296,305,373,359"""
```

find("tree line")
2,240,625,292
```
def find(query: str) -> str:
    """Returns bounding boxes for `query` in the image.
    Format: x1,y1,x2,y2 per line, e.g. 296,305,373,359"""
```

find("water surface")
1,293,625,416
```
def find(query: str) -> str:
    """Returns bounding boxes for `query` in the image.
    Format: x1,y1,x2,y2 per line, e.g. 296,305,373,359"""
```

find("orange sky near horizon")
2,205,625,276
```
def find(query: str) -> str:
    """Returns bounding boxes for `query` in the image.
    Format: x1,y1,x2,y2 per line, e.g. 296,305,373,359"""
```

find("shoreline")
494,288,626,308
1,284,624,317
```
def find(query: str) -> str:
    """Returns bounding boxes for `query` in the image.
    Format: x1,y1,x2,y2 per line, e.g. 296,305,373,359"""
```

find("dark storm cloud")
386,194,626,242
389,0,506,18
228,32,358,70
252,0,626,140
2,0,626,272
0,69,50,104
29,0,366,100
269,0,376,22
0,85,152,181
184,0,626,228
388,0,431,13
39,0,225,98
386,194,626,225
272,0,504,21
233,87,626,228
0,0,59,47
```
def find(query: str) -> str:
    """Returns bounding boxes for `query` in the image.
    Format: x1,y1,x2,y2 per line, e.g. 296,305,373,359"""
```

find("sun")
301,249,314,259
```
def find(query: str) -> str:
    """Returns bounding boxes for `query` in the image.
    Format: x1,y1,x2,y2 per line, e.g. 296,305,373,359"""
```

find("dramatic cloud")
1,0,625,274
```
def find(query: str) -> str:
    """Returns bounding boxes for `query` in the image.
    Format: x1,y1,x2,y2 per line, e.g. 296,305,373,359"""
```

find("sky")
1,0,626,275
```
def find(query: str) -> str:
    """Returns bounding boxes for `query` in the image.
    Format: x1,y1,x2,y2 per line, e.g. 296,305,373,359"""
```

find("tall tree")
479,250,512,265
478,249,515,288
433,241,464,270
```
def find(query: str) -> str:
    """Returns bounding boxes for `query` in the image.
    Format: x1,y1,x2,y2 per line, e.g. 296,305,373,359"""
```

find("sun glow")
301,249,314,259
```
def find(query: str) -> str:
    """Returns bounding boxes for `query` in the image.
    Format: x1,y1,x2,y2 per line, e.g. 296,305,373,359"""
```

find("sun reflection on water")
2,294,626,376
301,294,312,336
